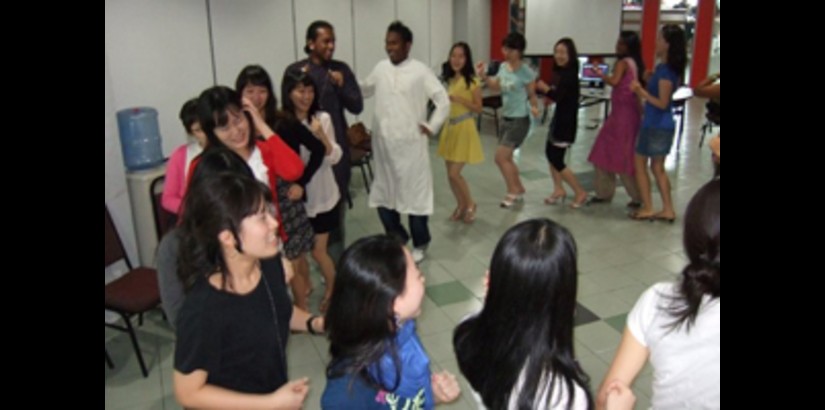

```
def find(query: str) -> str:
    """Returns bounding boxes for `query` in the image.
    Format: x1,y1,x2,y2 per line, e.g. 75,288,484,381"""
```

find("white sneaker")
412,247,427,263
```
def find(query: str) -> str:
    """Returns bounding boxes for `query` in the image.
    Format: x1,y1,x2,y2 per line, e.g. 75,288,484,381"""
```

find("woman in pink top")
587,32,645,208
161,98,207,216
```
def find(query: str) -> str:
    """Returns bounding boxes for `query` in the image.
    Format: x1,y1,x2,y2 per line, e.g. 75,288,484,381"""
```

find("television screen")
581,63,609,82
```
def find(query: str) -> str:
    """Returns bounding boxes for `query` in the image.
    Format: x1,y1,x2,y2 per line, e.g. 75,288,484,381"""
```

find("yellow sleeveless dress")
437,77,484,164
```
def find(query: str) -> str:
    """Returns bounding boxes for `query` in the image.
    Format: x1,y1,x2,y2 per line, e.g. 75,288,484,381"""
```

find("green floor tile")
603,313,628,333
426,281,476,307
575,303,601,327
520,169,548,181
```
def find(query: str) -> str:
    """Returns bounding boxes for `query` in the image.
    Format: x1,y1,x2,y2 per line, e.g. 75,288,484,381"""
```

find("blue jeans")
636,127,675,157
377,207,431,248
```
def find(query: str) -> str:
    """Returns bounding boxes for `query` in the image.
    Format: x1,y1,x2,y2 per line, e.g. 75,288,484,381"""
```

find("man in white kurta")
361,21,450,262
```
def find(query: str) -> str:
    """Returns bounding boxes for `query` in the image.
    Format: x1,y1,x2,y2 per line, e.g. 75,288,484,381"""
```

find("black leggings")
545,143,568,171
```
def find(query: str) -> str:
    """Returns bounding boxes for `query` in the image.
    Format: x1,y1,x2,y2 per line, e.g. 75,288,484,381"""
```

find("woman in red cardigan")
194,85,305,243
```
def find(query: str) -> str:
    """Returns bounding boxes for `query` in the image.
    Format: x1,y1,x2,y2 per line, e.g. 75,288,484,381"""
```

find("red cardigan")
256,136,305,242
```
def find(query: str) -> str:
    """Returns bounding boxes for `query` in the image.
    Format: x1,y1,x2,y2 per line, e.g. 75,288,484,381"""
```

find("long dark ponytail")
668,179,721,331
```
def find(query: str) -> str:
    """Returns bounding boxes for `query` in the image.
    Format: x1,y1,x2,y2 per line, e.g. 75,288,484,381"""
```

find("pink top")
161,142,202,214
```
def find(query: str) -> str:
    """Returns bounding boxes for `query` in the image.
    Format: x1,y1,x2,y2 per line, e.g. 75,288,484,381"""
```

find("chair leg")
346,190,353,209
138,312,144,326
121,313,150,377
361,165,371,194
494,109,500,137
105,348,114,369
366,158,374,180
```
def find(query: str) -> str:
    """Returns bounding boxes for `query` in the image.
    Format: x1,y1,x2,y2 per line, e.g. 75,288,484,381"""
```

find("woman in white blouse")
597,179,721,410
281,67,342,313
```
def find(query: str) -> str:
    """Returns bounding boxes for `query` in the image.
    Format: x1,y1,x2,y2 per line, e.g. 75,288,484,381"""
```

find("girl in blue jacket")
321,235,461,409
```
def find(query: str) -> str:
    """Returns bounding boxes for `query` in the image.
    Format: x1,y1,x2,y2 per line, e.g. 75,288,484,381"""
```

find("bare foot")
629,209,656,221
449,207,464,221
653,210,676,223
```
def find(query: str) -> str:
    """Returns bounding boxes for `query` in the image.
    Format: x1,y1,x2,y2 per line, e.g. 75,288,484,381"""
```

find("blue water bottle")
116,107,164,171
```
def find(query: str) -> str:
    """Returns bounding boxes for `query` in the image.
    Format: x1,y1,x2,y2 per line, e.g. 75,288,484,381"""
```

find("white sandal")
500,193,523,208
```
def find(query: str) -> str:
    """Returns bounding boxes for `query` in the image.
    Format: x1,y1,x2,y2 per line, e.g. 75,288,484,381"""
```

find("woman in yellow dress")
438,42,484,223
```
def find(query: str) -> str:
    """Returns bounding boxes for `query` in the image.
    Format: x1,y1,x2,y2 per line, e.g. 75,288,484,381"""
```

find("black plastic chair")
105,205,161,377
479,95,502,137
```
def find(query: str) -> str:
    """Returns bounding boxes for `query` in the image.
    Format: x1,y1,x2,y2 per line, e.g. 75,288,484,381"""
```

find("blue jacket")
321,321,433,409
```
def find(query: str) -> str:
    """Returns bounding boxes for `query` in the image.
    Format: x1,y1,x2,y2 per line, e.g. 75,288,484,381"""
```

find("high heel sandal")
463,204,477,223
543,192,567,205
570,193,589,209
500,193,523,208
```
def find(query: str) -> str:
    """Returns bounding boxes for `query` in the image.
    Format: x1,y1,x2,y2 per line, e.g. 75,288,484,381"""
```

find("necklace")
261,273,288,378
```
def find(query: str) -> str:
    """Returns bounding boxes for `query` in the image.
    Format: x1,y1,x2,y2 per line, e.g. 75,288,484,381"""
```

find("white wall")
472,0,491,64
104,0,213,156
294,0,356,69
398,0,431,66
105,0,214,263
105,0,454,259
525,0,623,55
453,0,469,50
210,0,298,89
453,0,490,64
105,50,138,268
352,0,396,128
430,0,454,70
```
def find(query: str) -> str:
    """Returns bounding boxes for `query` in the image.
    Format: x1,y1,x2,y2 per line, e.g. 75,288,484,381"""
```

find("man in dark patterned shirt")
287,20,363,261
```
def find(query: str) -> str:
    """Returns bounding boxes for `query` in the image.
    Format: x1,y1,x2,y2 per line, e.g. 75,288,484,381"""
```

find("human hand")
419,124,432,137
604,380,635,410
329,70,344,87
432,371,461,404
288,184,304,201
475,61,487,78
269,377,310,409
310,116,323,138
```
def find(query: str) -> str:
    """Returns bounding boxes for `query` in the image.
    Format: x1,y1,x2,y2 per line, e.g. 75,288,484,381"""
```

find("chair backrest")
482,95,502,109
150,176,176,240
346,122,371,150
105,205,131,269
350,147,369,163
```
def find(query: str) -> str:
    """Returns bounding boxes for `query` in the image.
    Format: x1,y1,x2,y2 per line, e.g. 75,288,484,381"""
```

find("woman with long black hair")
597,179,720,409
536,39,588,209
438,42,484,223
630,25,688,222
454,218,594,410
587,31,646,208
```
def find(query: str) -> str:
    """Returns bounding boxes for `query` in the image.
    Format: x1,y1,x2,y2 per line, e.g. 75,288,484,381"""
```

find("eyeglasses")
214,111,246,134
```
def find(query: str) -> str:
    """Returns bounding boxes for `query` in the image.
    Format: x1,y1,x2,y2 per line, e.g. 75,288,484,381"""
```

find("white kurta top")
361,58,450,215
